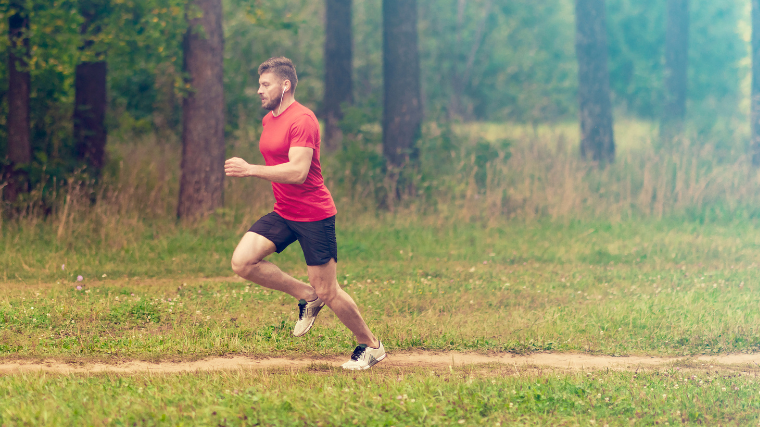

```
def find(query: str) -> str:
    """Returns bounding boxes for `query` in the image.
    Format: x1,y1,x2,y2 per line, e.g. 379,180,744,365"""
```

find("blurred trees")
323,0,352,151
575,0,615,162
662,0,689,140
753,0,760,166
177,0,225,219
0,0,755,201
382,0,422,167
6,0,31,201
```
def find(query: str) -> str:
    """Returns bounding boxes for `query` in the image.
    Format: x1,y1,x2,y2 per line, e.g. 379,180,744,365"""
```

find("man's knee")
314,281,340,304
231,256,263,276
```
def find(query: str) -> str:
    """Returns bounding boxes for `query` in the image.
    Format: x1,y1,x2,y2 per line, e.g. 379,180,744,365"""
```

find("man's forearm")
247,163,307,185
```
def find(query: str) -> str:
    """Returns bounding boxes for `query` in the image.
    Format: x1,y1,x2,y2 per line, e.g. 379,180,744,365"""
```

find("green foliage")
421,0,578,122
0,0,187,206
607,0,666,118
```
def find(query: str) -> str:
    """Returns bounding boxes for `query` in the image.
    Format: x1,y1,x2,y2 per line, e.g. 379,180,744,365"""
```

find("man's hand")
225,157,254,177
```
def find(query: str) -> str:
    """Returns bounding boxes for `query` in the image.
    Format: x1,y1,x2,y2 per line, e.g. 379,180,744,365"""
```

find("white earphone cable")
276,87,286,116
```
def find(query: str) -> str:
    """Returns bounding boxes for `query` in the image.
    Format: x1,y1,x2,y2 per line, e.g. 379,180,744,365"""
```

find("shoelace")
297,299,307,320
350,344,368,361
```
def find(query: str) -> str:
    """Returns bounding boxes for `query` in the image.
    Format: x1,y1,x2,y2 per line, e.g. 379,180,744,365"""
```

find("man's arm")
225,147,313,185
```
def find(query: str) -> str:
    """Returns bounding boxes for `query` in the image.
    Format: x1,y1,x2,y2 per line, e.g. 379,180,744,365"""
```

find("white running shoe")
341,342,386,370
293,297,324,337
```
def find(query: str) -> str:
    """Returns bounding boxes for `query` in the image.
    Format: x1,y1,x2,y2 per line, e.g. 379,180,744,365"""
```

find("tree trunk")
73,61,107,175
178,0,225,220
73,3,108,177
6,1,31,201
323,0,353,151
575,0,615,163
382,0,423,167
662,0,689,140
752,0,760,166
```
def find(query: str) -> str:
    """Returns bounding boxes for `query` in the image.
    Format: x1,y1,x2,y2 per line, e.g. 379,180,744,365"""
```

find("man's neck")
273,95,296,117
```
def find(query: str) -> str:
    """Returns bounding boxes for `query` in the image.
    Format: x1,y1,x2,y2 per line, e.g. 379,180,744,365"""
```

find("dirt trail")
1,352,759,375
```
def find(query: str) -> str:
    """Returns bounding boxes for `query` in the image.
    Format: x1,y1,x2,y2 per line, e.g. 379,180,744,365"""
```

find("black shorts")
249,212,338,266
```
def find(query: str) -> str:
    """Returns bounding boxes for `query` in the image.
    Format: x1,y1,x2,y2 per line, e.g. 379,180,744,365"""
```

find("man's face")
258,72,287,111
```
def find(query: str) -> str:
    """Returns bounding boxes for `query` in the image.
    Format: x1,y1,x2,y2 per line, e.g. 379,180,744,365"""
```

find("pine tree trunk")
382,0,422,167
575,0,615,163
178,0,225,220
323,0,353,151
73,61,107,175
662,0,689,140
73,3,108,177
6,1,31,201
752,0,760,166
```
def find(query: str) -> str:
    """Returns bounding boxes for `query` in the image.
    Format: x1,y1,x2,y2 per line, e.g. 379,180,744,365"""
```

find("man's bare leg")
308,259,379,348
231,232,318,301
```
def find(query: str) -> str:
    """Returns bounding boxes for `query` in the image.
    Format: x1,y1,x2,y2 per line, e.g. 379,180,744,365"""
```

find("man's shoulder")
292,102,318,119
290,103,319,128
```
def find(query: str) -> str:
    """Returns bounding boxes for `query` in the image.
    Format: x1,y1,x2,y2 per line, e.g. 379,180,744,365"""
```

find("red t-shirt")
259,102,337,222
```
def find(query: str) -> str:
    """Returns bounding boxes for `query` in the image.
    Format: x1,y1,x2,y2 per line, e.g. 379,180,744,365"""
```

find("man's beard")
262,97,279,111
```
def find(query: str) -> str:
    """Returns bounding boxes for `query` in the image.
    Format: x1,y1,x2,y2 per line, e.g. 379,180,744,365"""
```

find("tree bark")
382,0,423,167
6,1,31,201
575,0,615,163
662,0,689,140
752,0,760,166
73,2,108,177
323,0,353,151
178,0,225,220
73,61,107,175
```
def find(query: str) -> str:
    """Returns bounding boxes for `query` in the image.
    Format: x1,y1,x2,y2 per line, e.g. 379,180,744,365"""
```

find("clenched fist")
225,157,254,177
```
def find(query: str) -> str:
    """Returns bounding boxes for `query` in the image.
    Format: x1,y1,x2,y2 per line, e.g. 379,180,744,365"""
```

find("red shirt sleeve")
288,114,320,149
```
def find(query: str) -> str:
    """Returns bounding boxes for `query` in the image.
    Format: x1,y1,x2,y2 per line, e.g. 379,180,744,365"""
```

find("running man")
224,57,385,370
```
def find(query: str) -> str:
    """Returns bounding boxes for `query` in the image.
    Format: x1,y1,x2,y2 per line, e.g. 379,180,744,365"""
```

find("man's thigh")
232,232,278,265
233,212,297,265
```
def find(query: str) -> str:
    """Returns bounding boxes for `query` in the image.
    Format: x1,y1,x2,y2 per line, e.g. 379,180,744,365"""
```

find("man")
224,57,385,370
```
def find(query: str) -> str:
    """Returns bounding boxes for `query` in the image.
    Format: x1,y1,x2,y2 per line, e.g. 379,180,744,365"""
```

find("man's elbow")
292,169,308,185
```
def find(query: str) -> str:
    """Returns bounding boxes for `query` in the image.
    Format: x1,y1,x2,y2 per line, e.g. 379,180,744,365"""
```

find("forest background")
0,0,756,224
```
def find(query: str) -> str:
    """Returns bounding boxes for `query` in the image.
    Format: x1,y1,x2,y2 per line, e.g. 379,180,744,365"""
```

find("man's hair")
258,57,298,93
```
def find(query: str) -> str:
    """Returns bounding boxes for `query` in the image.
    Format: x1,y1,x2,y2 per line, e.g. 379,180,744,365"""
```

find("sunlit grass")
3,219,760,359
1,365,758,426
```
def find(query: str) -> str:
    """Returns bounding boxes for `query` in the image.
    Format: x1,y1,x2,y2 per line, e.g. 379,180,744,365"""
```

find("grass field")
4,218,760,360
2,365,760,426
4,122,760,424
3,217,760,424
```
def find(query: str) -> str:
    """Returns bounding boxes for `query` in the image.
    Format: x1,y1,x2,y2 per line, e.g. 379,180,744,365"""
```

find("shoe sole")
292,305,324,337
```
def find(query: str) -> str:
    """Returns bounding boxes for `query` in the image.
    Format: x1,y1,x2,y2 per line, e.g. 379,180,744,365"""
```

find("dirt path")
1,352,759,375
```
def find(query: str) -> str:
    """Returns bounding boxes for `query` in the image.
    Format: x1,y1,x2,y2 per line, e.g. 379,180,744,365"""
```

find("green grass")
1,364,759,426
3,218,760,359
4,121,760,423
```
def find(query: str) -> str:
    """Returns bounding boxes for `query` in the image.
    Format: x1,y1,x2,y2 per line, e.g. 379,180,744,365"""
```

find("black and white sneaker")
293,297,324,337
341,342,386,370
